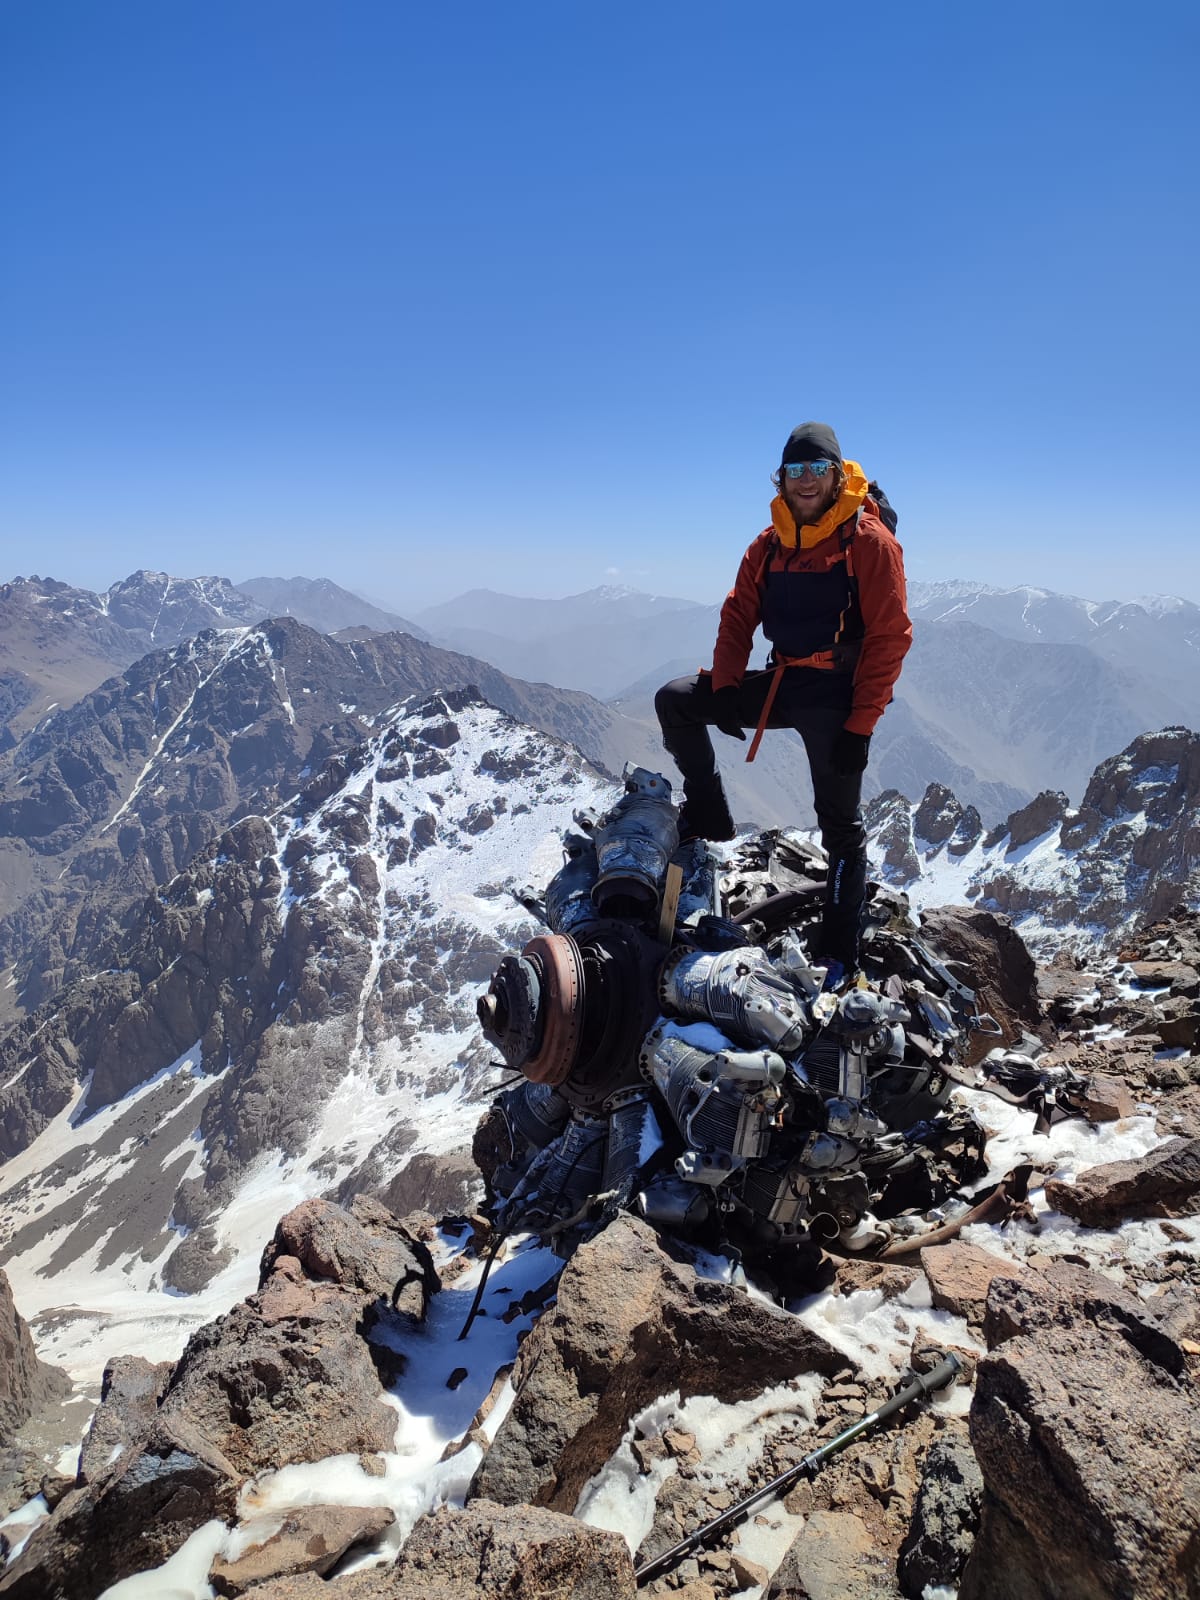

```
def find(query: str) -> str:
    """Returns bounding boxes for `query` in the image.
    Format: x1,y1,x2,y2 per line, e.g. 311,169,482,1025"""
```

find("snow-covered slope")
0,691,618,1383
866,727,1200,954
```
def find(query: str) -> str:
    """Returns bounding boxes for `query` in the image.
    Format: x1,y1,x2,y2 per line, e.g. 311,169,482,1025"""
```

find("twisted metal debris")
476,767,1004,1278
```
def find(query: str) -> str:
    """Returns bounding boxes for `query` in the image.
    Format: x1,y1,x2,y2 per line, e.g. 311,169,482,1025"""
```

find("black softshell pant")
655,667,867,968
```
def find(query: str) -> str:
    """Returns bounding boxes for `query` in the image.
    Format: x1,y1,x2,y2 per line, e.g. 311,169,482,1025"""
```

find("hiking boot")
677,780,735,843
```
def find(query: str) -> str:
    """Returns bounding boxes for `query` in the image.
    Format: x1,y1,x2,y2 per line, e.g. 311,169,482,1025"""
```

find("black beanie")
781,421,843,467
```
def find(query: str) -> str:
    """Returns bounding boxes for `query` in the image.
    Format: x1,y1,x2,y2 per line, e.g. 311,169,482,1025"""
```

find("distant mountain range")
416,580,1200,818
0,571,427,748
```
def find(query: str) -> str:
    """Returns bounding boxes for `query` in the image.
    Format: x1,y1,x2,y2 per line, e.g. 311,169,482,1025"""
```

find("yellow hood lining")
770,460,870,550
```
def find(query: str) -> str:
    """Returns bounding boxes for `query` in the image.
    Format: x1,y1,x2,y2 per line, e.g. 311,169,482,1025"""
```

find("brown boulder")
472,1215,843,1511
767,1509,895,1599
209,1504,395,1597
1044,1136,1200,1225
917,905,1046,1063
920,1241,1024,1327
394,1499,636,1598
1076,1072,1135,1123
261,1194,439,1324
1128,959,1200,996
158,1255,399,1479
959,1264,1200,1600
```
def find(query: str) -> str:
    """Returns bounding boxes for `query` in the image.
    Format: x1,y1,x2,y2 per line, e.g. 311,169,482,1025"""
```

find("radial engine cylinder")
591,767,679,918
660,946,810,1055
526,1111,608,1223
544,828,600,935
640,1024,785,1186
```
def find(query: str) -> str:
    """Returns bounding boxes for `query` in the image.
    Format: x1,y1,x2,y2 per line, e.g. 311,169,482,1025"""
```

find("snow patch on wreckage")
473,765,1008,1289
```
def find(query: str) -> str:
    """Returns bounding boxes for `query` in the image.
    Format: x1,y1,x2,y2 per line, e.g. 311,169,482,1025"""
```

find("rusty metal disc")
519,933,584,1086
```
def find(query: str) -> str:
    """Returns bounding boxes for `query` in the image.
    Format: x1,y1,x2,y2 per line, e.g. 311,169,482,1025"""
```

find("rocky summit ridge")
0,615,664,1020
1,897,1198,1599
866,725,1200,955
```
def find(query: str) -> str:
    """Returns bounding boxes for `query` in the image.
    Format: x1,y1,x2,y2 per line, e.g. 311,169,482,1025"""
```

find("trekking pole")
634,1352,961,1586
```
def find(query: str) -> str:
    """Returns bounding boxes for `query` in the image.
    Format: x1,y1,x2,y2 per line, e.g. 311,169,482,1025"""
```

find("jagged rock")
472,1215,843,1512
832,1258,920,1300
917,904,1045,1060
1005,790,1068,850
157,1258,398,1480
393,1499,636,1598
766,1509,895,1598
209,1504,396,1596
898,1432,983,1598
260,1195,440,1322
920,1241,1024,1328
960,1263,1200,1600
982,1259,1192,1372
78,1354,172,1484
913,782,964,848
0,1449,46,1519
0,1415,240,1600
863,790,920,880
1044,1136,1200,1225
1129,959,1200,995
161,1226,235,1294
0,1268,71,1445
1076,1071,1135,1122
372,1150,482,1222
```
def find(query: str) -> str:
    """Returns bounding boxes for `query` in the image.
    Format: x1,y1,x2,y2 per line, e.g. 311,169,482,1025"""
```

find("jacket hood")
770,459,870,550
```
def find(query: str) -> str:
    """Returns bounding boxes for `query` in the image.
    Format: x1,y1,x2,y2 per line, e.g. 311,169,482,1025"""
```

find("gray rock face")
898,1433,983,1598
0,1268,71,1445
472,1214,843,1512
393,1499,636,1600
960,1263,1200,1600
1044,1136,1200,1225
0,1414,241,1600
78,1355,171,1485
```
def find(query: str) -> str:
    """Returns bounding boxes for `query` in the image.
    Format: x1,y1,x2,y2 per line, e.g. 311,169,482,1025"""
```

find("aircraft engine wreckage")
475,768,1011,1280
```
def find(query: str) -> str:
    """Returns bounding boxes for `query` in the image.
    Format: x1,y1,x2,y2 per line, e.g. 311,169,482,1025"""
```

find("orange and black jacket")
711,460,912,737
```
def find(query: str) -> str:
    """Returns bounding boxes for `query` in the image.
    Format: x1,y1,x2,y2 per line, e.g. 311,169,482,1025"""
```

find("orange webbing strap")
745,651,837,762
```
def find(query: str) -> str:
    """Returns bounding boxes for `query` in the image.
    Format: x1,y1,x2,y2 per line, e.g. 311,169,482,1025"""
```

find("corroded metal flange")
518,933,584,1086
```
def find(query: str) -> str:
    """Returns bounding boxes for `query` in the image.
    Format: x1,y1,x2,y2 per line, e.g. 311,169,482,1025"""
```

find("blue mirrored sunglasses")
783,459,834,480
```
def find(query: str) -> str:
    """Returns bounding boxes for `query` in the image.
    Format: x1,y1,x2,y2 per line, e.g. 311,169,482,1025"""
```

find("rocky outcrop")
917,904,1046,1060
1001,789,1069,850
898,1433,983,1598
209,1504,396,1597
1044,1136,1200,1225
959,1262,1200,1600
0,1268,71,1446
1,1198,428,1600
0,1414,241,1599
77,1355,171,1484
392,1500,636,1599
472,1214,843,1513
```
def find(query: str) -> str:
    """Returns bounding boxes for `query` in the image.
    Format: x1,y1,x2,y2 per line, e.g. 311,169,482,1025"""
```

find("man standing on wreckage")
655,421,912,984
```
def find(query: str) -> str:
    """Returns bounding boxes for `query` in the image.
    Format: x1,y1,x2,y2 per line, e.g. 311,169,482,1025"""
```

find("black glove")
711,685,746,741
831,728,870,775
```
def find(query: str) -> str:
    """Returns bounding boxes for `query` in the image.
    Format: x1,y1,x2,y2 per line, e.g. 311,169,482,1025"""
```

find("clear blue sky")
2,1,1197,613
